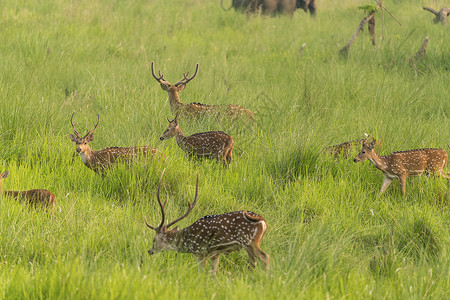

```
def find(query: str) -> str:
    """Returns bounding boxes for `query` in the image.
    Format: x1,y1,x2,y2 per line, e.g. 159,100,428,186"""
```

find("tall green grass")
0,0,449,298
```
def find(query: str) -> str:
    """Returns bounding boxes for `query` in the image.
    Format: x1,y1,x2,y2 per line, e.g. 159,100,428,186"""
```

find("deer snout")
76,147,81,153
148,249,154,255
353,157,359,163
159,137,164,141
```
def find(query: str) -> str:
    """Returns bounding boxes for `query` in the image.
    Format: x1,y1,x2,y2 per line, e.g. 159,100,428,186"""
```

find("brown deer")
325,133,381,159
353,140,450,195
151,61,254,120
0,171,56,213
145,170,269,275
70,113,164,175
159,115,234,166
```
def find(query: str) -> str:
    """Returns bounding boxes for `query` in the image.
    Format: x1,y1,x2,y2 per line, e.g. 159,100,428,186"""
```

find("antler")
166,172,199,229
70,113,82,138
167,113,180,123
83,114,100,139
145,169,168,231
151,61,169,84
175,64,199,86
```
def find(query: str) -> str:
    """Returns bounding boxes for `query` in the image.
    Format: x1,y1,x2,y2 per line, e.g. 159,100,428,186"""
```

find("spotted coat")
354,140,450,195
149,211,269,274
0,171,55,213
160,118,234,166
325,136,381,159
151,61,254,120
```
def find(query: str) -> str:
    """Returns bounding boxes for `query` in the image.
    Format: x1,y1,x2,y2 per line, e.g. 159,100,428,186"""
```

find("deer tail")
243,211,265,222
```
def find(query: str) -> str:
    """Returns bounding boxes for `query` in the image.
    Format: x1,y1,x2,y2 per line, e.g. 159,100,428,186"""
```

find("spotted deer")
325,133,381,159
145,170,269,275
353,140,450,195
159,115,234,166
151,61,254,120
0,171,56,213
70,113,163,175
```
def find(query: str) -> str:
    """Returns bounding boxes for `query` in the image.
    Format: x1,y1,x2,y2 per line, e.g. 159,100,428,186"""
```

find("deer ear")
160,83,169,91
69,134,78,142
1,170,9,179
369,140,376,150
87,134,94,143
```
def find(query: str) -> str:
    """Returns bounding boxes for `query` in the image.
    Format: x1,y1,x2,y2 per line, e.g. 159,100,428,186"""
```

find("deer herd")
1,62,449,275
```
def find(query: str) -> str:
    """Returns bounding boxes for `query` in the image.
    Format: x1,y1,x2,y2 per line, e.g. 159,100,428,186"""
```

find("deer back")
384,148,448,176
87,146,162,173
327,136,381,158
182,131,234,155
3,189,55,212
178,211,266,256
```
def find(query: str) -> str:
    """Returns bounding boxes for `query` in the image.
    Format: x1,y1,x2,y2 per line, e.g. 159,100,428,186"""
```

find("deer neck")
168,91,184,114
368,152,389,173
174,129,188,151
165,230,188,253
80,147,95,166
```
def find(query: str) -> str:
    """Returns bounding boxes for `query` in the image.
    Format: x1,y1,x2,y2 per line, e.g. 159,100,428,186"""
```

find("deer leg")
399,175,407,195
247,245,270,271
255,247,270,271
197,257,207,273
246,248,257,270
379,175,393,195
210,254,220,276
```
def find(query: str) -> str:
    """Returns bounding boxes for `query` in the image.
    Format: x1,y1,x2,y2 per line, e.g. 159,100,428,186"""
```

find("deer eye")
362,151,366,154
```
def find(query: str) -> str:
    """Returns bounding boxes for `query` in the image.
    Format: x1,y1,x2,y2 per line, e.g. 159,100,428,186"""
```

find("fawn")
354,140,450,195
325,133,381,159
70,113,163,174
0,171,56,213
145,169,269,275
151,61,254,120
159,115,234,166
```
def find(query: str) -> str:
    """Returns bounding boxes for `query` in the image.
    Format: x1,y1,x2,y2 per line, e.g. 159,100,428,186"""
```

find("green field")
0,0,449,298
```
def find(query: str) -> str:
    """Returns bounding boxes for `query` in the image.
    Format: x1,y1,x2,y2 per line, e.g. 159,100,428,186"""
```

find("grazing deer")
354,140,450,195
151,61,254,120
70,113,163,175
159,115,234,166
0,171,56,213
145,170,269,275
325,133,381,159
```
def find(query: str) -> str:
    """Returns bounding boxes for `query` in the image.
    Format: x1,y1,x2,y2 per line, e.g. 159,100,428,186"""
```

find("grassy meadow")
1,0,449,298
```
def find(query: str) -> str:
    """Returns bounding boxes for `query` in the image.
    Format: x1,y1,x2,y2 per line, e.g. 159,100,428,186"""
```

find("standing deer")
0,171,56,213
70,113,163,175
159,115,234,166
353,140,450,195
145,170,269,275
325,133,381,159
151,61,254,120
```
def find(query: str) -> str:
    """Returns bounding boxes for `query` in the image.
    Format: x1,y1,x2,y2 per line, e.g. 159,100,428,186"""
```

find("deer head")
353,140,376,163
151,61,199,93
69,113,100,154
0,170,9,190
159,115,181,141
145,169,199,255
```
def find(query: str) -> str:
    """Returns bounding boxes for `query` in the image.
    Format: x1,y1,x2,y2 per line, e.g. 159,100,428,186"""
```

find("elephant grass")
0,0,449,299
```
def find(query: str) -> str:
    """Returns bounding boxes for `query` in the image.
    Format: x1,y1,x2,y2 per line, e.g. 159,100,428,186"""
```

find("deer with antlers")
354,140,450,195
145,170,269,275
0,171,56,213
70,113,163,175
325,133,381,159
151,61,254,120
159,115,234,166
